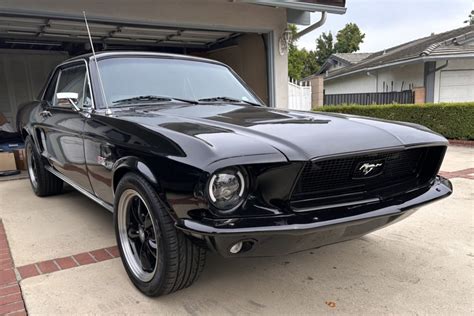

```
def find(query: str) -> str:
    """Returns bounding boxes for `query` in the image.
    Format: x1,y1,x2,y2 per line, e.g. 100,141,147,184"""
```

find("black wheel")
114,172,206,297
25,135,63,197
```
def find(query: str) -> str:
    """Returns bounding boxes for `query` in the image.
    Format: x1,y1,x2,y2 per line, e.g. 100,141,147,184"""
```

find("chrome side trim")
45,166,113,213
292,198,380,213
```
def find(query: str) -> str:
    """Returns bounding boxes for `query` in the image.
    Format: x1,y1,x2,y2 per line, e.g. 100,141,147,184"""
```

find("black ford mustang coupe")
17,52,452,297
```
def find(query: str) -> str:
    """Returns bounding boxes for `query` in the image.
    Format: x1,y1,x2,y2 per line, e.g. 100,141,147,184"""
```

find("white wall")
324,63,424,94
0,0,289,108
433,59,474,103
0,50,68,127
324,73,376,94
376,63,424,92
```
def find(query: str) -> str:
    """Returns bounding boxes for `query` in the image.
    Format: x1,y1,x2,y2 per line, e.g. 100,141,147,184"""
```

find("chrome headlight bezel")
207,167,247,214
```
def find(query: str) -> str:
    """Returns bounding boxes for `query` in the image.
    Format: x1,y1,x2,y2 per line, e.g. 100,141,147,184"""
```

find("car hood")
110,104,447,161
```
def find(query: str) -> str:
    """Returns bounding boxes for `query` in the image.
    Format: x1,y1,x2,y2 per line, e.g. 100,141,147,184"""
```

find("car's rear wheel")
114,172,206,297
25,136,63,197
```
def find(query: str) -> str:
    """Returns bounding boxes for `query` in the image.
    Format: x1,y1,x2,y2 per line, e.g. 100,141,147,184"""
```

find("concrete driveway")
0,146,472,315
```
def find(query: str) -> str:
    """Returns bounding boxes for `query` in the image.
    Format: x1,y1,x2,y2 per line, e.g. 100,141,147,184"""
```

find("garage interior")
0,12,270,128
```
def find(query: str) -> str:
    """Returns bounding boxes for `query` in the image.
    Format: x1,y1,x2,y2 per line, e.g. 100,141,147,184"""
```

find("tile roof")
325,25,474,80
332,53,373,64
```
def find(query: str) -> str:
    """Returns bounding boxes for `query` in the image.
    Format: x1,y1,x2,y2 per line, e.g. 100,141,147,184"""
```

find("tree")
464,10,474,25
302,50,319,79
315,23,365,66
334,23,365,53
315,31,334,66
287,22,365,79
288,24,304,79
288,44,307,79
288,24,320,80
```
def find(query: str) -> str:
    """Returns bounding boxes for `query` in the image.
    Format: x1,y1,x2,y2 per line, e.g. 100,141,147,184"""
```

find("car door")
39,61,94,192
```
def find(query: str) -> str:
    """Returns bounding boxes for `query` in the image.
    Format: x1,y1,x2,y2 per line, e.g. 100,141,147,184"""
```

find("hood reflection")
115,103,331,128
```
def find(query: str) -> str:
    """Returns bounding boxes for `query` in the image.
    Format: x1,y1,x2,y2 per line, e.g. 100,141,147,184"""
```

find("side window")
43,70,60,105
54,65,87,109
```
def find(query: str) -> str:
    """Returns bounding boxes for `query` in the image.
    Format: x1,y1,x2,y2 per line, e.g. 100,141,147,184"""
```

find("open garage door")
439,70,474,102
0,50,67,125
0,12,271,128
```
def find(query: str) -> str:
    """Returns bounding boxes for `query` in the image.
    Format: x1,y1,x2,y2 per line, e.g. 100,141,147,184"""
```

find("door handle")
40,110,52,118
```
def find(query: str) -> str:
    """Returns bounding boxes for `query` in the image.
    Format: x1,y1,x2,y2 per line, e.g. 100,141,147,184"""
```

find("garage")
439,69,474,102
0,12,271,128
0,0,347,130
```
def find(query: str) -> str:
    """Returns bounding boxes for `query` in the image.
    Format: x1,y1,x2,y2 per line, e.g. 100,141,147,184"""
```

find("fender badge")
97,156,112,169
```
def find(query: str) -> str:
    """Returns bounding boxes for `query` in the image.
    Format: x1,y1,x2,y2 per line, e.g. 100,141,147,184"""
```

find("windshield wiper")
113,95,198,105
198,96,261,107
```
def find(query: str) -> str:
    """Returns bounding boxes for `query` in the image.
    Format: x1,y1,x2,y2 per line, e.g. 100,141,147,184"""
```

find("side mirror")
56,92,80,111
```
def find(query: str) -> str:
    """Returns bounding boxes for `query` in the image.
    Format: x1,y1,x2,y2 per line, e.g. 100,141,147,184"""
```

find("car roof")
65,51,224,66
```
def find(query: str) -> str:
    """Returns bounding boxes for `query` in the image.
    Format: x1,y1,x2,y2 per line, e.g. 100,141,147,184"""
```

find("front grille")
291,146,445,210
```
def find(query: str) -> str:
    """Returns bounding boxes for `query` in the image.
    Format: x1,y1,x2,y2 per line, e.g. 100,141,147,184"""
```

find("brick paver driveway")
0,145,472,315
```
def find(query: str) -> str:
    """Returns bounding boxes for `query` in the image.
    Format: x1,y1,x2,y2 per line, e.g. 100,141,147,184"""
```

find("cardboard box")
0,112,7,126
0,152,17,171
14,149,27,171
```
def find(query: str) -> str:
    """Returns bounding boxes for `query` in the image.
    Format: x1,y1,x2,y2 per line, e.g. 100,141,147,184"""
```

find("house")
309,25,474,105
318,52,373,74
0,0,347,127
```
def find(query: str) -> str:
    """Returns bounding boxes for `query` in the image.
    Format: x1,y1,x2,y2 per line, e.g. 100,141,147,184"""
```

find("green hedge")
316,102,474,140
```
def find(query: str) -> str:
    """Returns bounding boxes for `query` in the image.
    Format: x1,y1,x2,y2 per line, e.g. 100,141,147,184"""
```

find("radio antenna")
83,11,112,115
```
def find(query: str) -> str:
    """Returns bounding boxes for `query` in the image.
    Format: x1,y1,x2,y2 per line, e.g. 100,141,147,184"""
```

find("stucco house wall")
321,25,474,104
376,63,424,92
324,63,424,94
323,74,376,94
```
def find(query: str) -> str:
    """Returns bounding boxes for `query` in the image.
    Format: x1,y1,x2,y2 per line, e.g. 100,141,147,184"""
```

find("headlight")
208,167,246,212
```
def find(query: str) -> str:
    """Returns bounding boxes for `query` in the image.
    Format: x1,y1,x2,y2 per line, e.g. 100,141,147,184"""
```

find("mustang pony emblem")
358,162,384,176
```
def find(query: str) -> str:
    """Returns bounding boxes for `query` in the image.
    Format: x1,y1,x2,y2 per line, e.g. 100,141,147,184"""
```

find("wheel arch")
112,156,160,195
23,127,46,155
21,127,29,140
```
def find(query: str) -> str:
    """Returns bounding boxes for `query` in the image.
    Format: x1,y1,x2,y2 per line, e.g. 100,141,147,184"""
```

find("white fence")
288,78,312,111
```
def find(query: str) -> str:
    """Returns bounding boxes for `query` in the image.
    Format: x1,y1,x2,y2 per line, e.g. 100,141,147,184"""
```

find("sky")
296,0,474,53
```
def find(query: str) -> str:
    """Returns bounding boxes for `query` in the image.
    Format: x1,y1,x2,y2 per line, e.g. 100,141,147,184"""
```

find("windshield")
97,57,261,107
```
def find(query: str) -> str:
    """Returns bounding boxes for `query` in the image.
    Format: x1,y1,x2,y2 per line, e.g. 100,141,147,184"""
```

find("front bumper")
176,177,452,257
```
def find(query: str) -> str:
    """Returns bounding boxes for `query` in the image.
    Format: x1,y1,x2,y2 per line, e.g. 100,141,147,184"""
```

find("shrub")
316,102,474,140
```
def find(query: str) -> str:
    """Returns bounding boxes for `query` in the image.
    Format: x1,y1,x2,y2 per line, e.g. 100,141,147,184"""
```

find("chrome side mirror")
56,92,80,111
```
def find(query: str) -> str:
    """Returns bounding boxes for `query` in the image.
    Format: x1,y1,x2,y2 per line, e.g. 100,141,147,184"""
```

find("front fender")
111,156,199,222
112,156,159,193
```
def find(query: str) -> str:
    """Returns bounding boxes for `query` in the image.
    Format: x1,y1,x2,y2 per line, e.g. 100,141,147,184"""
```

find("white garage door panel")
439,70,474,102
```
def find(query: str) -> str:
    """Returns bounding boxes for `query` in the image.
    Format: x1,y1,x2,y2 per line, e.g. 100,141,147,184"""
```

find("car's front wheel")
114,172,206,297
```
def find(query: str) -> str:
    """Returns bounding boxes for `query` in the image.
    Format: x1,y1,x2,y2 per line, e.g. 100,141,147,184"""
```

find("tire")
114,172,206,297
25,135,63,197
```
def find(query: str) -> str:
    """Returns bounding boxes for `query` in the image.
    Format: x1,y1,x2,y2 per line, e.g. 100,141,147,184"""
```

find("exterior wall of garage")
0,0,289,108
